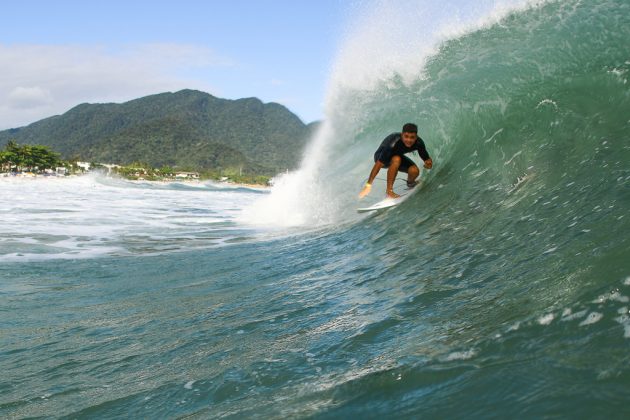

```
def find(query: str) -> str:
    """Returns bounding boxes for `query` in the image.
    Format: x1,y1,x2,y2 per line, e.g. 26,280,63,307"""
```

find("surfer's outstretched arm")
359,161,385,198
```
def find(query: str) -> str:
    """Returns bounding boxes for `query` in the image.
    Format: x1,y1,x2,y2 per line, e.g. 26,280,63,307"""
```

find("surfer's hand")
359,183,372,199
424,158,433,169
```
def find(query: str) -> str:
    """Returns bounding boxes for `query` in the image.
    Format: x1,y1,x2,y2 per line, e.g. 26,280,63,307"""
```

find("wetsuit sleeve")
416,138,431,161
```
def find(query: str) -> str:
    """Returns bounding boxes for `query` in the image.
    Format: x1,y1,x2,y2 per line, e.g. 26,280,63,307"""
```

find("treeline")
0,141,63,172
0,140,271,185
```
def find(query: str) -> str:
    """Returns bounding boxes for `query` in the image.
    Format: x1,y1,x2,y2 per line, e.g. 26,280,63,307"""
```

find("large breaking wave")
243,0,630,230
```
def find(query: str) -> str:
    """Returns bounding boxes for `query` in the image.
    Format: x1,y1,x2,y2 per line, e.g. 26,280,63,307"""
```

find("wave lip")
241,0,552,228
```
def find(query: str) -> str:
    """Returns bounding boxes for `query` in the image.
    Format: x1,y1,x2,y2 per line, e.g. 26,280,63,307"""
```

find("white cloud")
8,86,54,109
0,43,234,129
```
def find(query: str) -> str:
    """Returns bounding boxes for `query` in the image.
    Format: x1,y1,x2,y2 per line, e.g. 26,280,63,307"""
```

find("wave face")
248,0,630,228
234,0,630,414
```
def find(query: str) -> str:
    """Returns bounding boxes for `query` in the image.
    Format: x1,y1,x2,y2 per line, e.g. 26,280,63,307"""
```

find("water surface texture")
2,0,630,418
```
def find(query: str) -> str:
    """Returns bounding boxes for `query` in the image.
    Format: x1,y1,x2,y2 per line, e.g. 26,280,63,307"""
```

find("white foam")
184,380,195,390
614,314,630,338
507,321,521,331
0,175,263,261
329,0,537,94
594,290,630,304
504,150,523,165
444,348,477,361
536,99,559,110
484,128,504,143
579,312,603,326
561,309,587,322
238,122,349,227
538,313,555,325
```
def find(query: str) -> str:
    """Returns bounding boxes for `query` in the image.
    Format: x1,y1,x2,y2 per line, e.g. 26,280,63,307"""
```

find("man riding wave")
359,123,433,199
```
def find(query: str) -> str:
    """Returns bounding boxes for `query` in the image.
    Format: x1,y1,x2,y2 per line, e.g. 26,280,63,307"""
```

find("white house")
76,162,91,172
175,172,200,179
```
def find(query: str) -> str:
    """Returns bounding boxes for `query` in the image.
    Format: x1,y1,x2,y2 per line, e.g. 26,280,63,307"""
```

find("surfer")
359,123,433,199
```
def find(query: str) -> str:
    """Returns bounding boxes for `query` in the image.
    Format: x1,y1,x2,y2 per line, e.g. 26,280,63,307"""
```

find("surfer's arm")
359,160,385,198
416,139,433,169
367,160,384,184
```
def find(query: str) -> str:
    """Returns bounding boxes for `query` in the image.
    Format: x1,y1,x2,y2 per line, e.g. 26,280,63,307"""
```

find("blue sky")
0,0,348,128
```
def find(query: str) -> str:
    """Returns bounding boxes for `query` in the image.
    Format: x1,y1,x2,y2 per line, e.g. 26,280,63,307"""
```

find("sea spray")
238,121,346,226
242,0,544,227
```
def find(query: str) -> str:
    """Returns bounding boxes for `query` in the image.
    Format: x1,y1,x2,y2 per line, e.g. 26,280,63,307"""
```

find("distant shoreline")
0,171,271,189
127,178,270,190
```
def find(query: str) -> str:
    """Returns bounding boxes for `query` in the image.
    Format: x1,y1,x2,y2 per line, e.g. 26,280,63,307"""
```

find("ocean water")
2,0,630,418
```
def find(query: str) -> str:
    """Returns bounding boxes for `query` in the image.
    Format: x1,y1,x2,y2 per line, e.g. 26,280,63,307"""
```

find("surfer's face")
402,131,417,147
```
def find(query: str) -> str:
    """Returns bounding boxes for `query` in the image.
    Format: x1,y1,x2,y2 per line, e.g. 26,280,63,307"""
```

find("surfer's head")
402,123,418,147
402,123,417,133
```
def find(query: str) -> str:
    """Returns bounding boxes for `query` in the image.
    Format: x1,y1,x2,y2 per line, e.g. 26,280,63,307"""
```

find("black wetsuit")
374,132,431,172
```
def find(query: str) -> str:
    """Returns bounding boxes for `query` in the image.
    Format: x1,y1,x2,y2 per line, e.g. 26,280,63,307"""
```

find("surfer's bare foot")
386,190,400,199
406,180,418,189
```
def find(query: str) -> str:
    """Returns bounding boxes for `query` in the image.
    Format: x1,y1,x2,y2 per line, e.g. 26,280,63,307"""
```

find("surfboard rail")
356,186,418,213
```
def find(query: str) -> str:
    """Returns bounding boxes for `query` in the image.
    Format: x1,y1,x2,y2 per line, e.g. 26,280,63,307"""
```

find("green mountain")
0,89,320,175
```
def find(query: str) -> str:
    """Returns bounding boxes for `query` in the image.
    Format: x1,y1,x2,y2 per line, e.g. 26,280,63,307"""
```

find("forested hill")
0,89,320,175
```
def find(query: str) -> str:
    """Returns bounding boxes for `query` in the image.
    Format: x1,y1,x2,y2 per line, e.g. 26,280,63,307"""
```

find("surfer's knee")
409,165,419,177
390,155,402,166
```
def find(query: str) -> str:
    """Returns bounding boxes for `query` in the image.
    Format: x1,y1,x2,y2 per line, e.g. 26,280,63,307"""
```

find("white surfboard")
356,184,420,213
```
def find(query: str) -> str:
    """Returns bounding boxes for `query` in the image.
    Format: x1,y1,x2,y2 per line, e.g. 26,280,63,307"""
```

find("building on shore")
175,172,200,180
76,162,91,172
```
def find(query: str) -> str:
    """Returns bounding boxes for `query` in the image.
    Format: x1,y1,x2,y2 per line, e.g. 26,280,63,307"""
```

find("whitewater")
2,0,630,417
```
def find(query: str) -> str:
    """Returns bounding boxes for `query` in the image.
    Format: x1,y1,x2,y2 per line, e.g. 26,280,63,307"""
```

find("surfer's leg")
407,164,419,185
398,156,419,187
387,156,401,198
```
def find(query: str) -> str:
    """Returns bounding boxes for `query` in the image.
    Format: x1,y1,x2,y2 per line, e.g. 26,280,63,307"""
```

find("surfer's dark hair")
402,123,418,133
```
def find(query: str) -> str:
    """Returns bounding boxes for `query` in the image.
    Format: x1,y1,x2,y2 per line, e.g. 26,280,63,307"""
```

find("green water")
2,0,630,418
